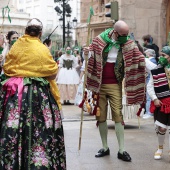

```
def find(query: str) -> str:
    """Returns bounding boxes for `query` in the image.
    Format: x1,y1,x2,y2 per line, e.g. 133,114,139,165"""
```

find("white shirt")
145,58,157,72
147,73,157,101
146,58,158,101
107,46,118,63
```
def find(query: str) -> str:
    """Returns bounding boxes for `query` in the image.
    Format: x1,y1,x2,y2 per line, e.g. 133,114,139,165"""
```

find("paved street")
62,105,170,170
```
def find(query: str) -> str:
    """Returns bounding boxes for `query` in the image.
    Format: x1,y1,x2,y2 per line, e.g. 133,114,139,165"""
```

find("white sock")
155,126,166,147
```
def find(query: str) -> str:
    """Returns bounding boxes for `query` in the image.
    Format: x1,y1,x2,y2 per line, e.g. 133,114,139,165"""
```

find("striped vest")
151,66,170,99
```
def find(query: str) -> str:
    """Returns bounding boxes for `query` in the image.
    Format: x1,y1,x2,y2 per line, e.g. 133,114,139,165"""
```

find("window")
99,0,105,13
26,7,32,14
19,9,24,12
34,5,40,15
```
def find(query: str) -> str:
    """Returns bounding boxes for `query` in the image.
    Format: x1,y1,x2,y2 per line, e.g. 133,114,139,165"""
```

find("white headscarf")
26,18,43,29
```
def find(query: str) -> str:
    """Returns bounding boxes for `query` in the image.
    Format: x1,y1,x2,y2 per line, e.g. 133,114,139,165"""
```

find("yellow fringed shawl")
3,34,61,110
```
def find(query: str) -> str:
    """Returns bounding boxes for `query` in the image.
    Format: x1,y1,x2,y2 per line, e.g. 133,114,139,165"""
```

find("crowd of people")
0,17,170,169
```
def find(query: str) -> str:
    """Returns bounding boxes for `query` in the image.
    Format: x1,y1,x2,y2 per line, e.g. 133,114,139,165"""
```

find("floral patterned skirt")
0,77,66,170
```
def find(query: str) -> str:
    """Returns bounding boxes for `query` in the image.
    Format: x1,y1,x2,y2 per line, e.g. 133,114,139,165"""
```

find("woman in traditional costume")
0,18,66,170
57,46,79,104
147,46,170,161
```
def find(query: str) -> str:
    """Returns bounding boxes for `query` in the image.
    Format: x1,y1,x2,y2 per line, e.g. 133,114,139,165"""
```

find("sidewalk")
62,105,170,170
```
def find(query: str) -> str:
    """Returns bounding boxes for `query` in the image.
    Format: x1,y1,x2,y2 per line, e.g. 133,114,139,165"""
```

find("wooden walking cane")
78,0,94,151
138,116,141,129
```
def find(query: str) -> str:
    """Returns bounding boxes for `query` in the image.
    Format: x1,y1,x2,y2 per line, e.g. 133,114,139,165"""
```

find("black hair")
25,26,42,37
58,51,62,57
6,31,18,41
74,50,79,55
142,34,153,43
25,18,42,37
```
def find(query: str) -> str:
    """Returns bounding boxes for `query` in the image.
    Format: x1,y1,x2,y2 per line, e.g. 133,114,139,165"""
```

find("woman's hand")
154,99,162,107
46,74,57,80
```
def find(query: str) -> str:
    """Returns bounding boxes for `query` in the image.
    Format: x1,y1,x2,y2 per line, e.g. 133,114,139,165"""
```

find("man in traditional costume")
0,18,66,169
84,20,146,161
147,46,170,160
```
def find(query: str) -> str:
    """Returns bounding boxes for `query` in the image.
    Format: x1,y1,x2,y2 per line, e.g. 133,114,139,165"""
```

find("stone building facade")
76,0,170,49
0,0,30,35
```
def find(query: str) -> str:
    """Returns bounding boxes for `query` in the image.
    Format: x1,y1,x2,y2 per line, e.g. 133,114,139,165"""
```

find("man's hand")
44,40,52,50
83,47,89,56
154,99,162,107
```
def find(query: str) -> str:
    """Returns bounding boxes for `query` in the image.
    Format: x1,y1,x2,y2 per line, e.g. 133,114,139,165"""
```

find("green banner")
87,6,94,23
2,5,11,23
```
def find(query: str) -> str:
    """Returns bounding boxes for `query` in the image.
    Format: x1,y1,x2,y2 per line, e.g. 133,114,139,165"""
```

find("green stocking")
99,121,108,151
115,122,124,154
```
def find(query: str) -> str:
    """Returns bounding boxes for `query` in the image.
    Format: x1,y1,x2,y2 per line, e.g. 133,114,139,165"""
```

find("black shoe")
95,148,110,158
117,151,131,162
63,100,67,105
67,102,73,105
63,101,72,105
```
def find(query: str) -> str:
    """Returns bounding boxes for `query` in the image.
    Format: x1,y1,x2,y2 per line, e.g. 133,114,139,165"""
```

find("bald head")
114,20,129,35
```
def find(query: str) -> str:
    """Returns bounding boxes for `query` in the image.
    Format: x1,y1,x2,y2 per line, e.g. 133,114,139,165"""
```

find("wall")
120,0,168,48
77,0,169,49
0,0,30,35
